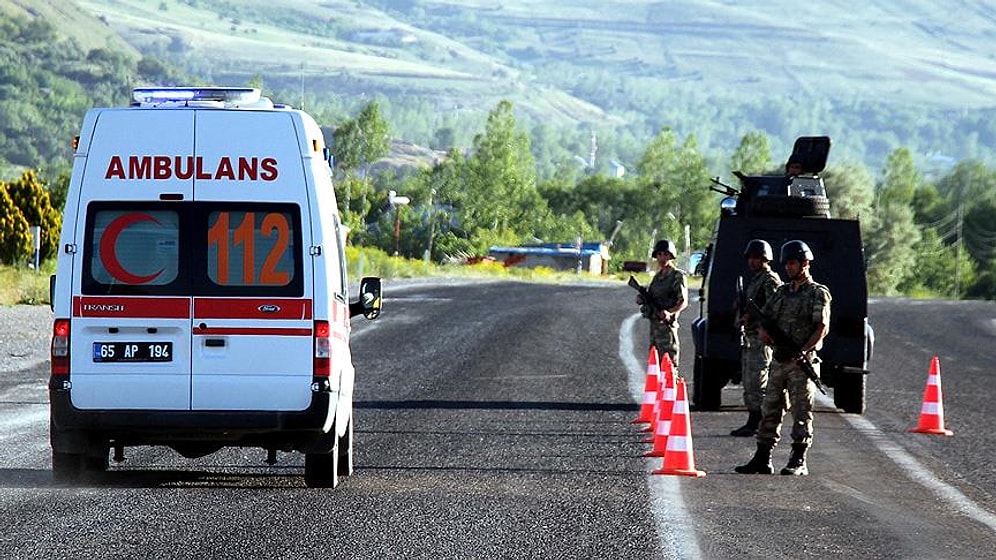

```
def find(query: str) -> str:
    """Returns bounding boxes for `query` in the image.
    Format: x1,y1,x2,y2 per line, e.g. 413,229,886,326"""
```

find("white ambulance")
49,87,381,488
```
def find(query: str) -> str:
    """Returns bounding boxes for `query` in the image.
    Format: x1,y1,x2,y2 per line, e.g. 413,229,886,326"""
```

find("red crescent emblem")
99,213,166,284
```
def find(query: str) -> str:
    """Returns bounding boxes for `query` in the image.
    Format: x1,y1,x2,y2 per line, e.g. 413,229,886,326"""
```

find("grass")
0,261,55,306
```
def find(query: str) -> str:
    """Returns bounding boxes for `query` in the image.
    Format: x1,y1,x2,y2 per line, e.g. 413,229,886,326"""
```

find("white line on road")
620,313,703,559
817,393,996,533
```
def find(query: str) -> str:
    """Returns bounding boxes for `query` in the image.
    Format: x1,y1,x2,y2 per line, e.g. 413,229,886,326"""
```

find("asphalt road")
0,281,994,559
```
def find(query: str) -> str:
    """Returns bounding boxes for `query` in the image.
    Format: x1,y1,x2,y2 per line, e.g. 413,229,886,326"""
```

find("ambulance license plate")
93,342,173,363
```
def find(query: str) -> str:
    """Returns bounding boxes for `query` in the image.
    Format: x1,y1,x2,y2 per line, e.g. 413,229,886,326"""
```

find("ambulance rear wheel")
337,417,353,478
305,434,340,488
52,451,82,483
84,448,110,473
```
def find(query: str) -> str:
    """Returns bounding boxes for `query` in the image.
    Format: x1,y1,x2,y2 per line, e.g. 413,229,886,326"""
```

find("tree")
822,162,875,221
962,200,996,271
636,128,714,252
729,131,772,176
332,100,392,237
0,185,31,265
934,160,996,208
4,169,62,260
458,100,544,249
879,148,920,205
333,100,390,175
865,202,921,295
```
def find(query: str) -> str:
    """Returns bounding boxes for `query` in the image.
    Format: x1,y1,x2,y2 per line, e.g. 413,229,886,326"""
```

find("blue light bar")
132,87,261,105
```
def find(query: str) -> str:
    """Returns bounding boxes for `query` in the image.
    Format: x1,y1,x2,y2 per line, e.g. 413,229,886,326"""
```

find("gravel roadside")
0,305,53,373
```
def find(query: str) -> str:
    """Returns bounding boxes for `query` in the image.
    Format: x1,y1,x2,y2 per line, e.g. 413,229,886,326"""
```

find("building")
487,242,610,274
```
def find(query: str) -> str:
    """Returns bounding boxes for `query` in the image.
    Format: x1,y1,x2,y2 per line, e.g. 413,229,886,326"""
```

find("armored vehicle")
690,137,873,413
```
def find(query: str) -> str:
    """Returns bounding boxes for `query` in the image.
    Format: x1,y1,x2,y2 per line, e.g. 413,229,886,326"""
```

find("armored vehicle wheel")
692,355,724,411
750,195,830,218
833,370,866,414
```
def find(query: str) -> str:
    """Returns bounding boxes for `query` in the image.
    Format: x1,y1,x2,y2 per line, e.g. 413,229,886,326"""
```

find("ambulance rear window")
205,209,297,288
82,202,303,297
84,208,182,294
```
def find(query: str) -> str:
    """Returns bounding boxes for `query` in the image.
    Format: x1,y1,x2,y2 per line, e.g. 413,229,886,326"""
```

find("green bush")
0,186,31,265
4,170,62,260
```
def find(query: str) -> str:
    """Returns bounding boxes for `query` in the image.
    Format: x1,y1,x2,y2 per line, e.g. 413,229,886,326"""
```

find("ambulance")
48,87,382,488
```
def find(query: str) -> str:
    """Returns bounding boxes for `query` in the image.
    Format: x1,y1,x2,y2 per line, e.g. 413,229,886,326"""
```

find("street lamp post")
388,190,410,256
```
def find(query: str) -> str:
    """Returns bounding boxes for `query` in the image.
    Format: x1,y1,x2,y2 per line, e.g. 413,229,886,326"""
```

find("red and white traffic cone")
643,352,677,435
910,356,954,436
653,378,706,477
632,347,660,424
645,359,676,456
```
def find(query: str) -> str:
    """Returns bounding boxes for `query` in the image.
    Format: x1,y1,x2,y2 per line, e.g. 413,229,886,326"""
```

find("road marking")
476,374,570,380
620,313,703,559
819,392,996,533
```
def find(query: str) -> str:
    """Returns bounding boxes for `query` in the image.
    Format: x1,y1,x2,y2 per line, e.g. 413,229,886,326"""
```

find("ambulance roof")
131,87,280,110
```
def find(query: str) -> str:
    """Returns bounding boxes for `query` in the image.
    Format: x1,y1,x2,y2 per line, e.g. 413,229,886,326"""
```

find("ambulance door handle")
205,338,226,348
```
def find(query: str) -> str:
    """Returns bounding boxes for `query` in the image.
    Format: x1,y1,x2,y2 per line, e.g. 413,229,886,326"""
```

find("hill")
1,0,135,54
5,0,996,172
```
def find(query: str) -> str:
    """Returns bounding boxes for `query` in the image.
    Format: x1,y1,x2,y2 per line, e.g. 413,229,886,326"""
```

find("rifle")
628,275,672,324
746,298,828,395
735,276,746,345
709,176,740,197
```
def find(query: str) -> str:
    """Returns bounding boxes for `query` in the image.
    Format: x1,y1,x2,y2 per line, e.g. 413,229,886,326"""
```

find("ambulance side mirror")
351,276,382,320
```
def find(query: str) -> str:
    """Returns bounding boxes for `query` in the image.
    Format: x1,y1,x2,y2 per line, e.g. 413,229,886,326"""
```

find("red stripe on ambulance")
73,296,190,318
194,298,313,320
194,327,312,337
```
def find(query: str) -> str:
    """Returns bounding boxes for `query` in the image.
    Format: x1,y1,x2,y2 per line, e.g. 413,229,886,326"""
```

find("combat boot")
780,443,809,476
734,441,774,474
730,409,762,437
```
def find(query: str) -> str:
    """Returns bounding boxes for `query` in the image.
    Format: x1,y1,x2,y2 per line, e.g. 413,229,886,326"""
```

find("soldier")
730,239,782,437
735,240,831,476
636,239,688,369
785,153,805,176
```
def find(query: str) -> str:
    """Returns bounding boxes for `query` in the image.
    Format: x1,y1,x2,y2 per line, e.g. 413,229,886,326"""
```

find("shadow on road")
0,466,303,490
356,399,638,411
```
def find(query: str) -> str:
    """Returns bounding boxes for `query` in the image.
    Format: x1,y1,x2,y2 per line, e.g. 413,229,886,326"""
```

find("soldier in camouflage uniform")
735,240,831,476
636,240,688,370
730,239,783,437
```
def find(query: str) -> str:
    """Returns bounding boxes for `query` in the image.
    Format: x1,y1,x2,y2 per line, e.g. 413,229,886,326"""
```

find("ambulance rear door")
189,110,314,411
69,110,195,410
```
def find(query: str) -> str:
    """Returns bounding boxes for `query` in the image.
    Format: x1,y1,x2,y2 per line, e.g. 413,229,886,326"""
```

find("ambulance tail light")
314,320,330,377
51,319,70,376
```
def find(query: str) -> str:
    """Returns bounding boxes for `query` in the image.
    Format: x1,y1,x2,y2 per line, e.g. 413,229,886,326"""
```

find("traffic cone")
645,358,676,456
632,347,660,424
653,378,706,477
643,353,675,435
909,356,954,436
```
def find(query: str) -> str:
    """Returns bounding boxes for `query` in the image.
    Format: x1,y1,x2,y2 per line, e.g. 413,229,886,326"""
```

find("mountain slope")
7,0,996,170
71,0,996,110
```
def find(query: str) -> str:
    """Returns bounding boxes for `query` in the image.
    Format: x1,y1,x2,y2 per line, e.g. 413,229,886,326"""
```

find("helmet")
652,239,677,258
780,240,814,263
785,153,805,174
743,239,773,261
